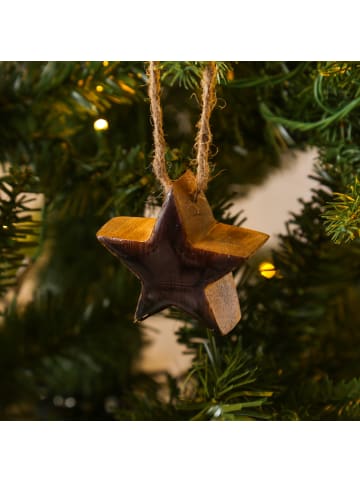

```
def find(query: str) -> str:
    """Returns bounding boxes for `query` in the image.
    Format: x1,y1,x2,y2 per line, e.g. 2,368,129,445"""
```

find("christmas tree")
1,60,359,422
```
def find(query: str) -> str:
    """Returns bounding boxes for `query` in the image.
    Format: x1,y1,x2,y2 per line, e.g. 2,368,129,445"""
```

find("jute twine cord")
194,61,217,194
147,61,172,193
147,61,217,195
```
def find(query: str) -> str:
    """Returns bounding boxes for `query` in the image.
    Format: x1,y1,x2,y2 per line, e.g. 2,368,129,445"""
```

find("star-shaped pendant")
97,170,269,334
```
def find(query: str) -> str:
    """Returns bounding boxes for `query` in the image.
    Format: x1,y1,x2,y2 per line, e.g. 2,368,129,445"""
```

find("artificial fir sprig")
178,331,273,421
260,97,360,132
228,62,309,89
284,376,360,420
0,166,41,297
322,177,360,244
160,62,230,89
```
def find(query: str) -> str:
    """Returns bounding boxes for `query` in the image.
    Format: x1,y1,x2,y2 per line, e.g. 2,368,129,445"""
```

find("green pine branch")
160,61,231,89
176,331,274,421
0,166,41,298
285,376,360,420
322,177,360,244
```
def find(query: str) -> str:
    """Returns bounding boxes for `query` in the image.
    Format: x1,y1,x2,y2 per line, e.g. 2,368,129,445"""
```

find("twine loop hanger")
147,61,218,199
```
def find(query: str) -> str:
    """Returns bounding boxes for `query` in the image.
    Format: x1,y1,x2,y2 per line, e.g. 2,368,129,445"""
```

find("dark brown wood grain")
97,170,269,335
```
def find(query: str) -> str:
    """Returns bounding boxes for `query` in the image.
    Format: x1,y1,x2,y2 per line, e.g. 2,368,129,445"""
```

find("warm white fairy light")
93,118,109,131
259,261,276,279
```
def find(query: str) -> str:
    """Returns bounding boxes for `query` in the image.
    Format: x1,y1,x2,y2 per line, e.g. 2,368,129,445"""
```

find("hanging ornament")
97,62,269,335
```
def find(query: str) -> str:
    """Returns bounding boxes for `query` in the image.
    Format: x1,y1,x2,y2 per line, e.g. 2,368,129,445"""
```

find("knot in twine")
147,61,217,196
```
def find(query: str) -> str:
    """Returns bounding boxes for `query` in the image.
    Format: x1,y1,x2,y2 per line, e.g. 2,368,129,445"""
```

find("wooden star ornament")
97,171,269,335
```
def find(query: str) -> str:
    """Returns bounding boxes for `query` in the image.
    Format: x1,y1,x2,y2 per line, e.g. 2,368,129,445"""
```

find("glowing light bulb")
259,261,276,279
2,225,9,230
64,397,76,408
53,395,64,407
93,118,109,131
103,61,109,67
96,84,104,93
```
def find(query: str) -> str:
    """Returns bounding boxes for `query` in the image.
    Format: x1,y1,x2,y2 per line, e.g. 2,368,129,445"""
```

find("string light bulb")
96,84,104,93
93,118,109,131
259,261,276,279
